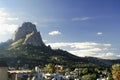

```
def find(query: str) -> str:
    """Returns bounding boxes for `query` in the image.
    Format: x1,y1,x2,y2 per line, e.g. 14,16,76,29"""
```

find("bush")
82,74,96,80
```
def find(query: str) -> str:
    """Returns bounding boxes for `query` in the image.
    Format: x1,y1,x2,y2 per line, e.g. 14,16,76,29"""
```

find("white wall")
0,67,8,80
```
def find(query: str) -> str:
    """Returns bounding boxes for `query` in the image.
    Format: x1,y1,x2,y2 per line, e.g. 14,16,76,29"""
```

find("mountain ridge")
0,22,120,68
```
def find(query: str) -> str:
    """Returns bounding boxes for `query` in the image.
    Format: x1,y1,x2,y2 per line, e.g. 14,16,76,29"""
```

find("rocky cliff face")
23,31,44,46
12,22,44,46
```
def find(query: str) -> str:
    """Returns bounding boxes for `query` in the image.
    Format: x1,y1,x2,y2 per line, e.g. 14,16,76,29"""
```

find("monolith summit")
12,22,44,46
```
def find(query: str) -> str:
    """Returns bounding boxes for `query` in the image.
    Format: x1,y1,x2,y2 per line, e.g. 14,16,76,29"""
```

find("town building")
0,61,8,80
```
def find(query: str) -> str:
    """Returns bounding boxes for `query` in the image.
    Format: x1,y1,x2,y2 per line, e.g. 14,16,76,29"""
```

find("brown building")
0,61,8,80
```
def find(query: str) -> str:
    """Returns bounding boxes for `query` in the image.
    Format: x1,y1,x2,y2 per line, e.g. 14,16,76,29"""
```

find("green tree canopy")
82,74,96,80
44,63,55,73
112,64,120,80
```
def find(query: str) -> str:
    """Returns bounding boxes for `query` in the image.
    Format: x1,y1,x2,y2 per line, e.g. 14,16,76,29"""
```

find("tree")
82,74,96,80
44,63,55,73
82,68,88,74
112,64,120,80
107,73,113,80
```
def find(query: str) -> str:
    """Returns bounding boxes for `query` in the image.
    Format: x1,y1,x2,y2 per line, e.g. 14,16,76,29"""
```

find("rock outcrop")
12,22,44,46
24,31,44,46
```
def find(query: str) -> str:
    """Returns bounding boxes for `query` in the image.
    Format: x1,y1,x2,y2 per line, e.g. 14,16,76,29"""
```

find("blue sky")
0,0,120,59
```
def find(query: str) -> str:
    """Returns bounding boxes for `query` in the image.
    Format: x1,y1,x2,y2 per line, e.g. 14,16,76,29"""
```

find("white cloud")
0,24,18,35
33,22,38,25
96,52,120,59
72,17,92,21
43,39,47,43
47,42,111,49
0,8,18,35
0,8,8,17
97,32,103,35
0,24,18,42
0,17,18,22
46,42,119,59
0,8,18,23
48,30,61,36
0,8,18,42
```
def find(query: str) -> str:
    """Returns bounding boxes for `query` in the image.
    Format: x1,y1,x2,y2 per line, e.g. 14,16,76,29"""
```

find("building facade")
0,61,8,80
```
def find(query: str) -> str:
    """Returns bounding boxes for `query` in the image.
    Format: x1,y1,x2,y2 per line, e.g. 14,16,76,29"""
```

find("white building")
0,61,8,80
